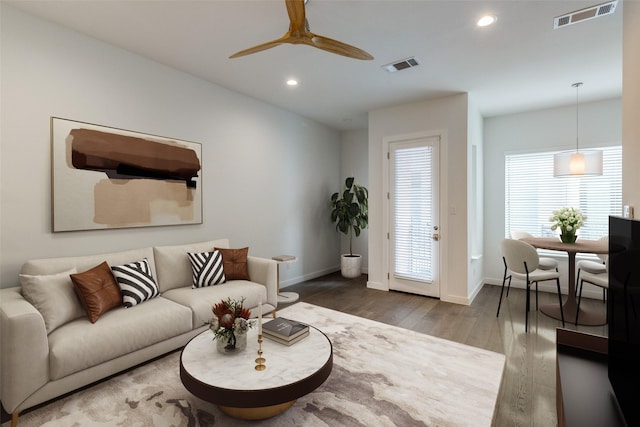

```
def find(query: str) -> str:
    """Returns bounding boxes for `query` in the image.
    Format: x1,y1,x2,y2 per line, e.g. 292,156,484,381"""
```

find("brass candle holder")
255,334,266,371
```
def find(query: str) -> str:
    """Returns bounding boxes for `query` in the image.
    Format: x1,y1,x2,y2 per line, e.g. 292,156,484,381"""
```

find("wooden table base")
540,300,606,326
219,400,296,420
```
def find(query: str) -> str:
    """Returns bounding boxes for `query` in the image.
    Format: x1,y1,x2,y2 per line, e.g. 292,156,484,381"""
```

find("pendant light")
553,82,603,177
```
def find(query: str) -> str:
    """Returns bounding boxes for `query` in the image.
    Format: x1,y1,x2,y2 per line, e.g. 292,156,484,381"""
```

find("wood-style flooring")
281,272,609,427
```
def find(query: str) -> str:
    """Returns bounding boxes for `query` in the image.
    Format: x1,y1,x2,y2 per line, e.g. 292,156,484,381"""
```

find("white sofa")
0,238,278,425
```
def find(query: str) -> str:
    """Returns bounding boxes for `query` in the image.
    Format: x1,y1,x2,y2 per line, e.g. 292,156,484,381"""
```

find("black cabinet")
556,329,626,427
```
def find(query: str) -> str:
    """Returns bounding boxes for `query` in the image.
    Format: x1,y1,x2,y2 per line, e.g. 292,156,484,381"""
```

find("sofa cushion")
215,247,251,280
70,262,122,323
187,251,225,288
111,258,160,307
47,297,192,380
153,239,230,292
20,268,85,334
162,281,267,327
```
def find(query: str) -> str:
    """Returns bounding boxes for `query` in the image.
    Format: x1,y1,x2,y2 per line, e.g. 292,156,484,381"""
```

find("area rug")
8,302,505,427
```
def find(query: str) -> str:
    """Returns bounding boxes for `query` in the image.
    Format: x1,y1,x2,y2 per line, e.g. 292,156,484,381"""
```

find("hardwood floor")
281,272,609,427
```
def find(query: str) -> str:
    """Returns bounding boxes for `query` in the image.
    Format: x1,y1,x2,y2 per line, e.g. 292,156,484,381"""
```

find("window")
505,146,622,240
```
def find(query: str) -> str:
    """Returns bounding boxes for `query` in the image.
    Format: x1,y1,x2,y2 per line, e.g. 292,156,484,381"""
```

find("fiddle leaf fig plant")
330,177,369,256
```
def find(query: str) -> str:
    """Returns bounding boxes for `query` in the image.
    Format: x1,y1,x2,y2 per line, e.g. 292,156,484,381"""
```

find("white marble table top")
181,326,332,391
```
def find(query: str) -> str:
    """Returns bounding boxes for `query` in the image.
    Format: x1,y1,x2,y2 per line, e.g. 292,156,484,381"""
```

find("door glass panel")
393,145,433,282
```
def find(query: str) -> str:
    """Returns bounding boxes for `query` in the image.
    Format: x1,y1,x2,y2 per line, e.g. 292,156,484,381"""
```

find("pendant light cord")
573,82,583,153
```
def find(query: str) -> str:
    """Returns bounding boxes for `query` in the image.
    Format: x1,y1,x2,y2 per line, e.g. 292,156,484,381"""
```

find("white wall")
622,1,640,210
483,98,622,293
338,129,369,271
368,94,471,304
467,96,484,299
0,5,341,288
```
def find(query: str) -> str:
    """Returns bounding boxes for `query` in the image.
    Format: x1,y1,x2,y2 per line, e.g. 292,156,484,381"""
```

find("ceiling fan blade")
229,0,373,60
285,0,306,34
229,37,287,59
308,34,374,60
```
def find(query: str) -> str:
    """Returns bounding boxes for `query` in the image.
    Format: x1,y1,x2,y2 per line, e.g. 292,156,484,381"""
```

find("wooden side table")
272,255,299,303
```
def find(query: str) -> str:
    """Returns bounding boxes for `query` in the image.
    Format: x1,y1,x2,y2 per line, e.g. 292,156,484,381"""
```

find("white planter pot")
340,254,362,278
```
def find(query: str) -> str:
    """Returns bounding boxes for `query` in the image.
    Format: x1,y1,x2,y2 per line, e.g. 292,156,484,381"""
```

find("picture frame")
51,117,202,232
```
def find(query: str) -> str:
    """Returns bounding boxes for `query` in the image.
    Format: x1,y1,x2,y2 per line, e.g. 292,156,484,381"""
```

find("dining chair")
510,230,559,271
501,238,565,332
496,256,512,317
576,235,608,303
576,265,608,325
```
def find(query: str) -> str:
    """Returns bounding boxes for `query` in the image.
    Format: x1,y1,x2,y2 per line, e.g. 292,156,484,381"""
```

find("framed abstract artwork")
51,117,202,232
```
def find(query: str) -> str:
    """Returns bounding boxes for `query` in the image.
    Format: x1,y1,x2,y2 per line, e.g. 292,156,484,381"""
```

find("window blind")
393,145,433,281
505,146,622,240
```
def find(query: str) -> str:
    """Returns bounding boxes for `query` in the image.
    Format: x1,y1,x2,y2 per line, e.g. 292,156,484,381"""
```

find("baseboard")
467,278,485,304
279,266,340,288
366,280,387,291
440,294,471,305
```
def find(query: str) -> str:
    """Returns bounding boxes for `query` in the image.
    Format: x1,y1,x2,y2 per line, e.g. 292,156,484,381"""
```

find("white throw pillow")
20,268,85,333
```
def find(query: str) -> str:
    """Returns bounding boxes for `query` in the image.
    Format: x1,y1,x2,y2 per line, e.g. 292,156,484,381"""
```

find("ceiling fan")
229,0,374,60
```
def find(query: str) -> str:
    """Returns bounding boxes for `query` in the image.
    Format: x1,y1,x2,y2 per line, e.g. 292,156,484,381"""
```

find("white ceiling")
7,0,623,131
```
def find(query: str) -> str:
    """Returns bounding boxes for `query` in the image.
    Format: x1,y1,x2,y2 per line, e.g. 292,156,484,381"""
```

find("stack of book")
262,317,309,346
272,255,296,262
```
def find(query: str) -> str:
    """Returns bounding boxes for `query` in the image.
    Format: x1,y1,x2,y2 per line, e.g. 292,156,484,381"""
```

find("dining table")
521,237,608,326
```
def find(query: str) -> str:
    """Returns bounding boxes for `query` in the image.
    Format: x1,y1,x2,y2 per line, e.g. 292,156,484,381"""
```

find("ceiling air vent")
554,0,618,29
383,57,420,73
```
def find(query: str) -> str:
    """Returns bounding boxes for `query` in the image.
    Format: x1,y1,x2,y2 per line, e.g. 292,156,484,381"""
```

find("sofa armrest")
247,256,278,309
0,287,50,414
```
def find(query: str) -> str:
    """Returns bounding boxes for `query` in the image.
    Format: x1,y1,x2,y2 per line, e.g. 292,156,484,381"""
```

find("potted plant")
549,207,587,243
330,177,368,278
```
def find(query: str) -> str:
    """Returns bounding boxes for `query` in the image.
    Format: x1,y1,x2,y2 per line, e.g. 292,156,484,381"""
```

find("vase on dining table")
560,230,577,243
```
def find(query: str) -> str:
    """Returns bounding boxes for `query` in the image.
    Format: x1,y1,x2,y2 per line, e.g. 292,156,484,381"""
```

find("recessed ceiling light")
477,15,497,27
286,79,298,86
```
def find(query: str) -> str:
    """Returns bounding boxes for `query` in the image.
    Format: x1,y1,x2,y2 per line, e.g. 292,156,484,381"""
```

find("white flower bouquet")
549,207,586,243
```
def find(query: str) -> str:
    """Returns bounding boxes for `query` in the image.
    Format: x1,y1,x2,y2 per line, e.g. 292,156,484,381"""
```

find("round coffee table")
180,325,332,420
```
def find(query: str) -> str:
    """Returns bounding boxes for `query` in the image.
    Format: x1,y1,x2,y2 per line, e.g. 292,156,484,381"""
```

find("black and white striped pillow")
111,258,160,307
187,251,226,288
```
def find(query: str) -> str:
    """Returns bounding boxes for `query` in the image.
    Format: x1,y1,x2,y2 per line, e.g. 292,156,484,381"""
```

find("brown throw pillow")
214,247,250,281
70,261,122,323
